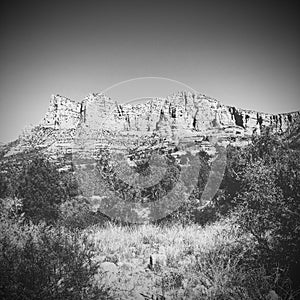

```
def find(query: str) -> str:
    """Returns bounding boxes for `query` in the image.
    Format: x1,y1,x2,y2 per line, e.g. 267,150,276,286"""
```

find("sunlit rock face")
42,91,299,136
3,91,299,158
42,95,82,129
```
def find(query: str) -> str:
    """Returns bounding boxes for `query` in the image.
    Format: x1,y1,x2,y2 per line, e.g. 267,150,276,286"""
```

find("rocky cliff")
42,91,299,134
3,91,300,158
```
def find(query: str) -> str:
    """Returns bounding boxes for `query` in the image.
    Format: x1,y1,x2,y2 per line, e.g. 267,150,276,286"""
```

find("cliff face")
42,91,299,137
3,91,299,158
42,95,82,129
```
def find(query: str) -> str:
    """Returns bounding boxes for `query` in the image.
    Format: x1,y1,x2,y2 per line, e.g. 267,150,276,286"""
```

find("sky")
0,0,299,143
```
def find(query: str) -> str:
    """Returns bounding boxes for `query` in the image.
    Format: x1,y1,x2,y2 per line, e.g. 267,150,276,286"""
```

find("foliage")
0,172,8,197
94,149,182,203
59,197,110,230
15,156,68,224
227,134,300,289
164,150,211,225
88,220,296,299
1,131,300,297
0,217,111,300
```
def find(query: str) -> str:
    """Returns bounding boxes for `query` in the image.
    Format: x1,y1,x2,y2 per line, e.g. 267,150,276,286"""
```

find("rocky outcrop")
42,91,299,137
3,91,299,158
42,95,81,129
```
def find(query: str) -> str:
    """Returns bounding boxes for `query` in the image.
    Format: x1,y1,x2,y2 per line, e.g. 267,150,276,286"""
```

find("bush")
0,218,111,300
59,197,110,230
15,156,68,224
1,154,81,224
229,135,300,290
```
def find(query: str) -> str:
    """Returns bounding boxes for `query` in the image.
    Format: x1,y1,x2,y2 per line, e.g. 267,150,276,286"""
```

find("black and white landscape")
1,1,299,299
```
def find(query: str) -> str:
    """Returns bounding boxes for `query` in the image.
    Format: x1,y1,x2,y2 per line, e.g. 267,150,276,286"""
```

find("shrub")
59,197,110,230
229,135,300,290
16,156,68,224
0,218,111,300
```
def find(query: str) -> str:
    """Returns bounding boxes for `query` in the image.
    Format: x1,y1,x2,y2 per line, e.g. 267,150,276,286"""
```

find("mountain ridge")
2,91,300,159
40,91,299,133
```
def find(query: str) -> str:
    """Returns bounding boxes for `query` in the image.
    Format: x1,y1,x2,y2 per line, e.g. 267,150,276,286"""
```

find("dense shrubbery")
0,155,75,224
0,155,113,298
0,211,111,299
94,149,182,203
205,134,300,291
230,136,300,289
0,133,299,297
16,157,68,223
59,197,110,229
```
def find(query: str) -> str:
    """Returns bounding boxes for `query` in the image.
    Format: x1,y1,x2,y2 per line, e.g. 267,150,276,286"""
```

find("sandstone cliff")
3,91,300,158
42,91,299,134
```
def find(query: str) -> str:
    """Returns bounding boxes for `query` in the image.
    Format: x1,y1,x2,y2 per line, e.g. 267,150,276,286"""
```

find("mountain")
1,91,300,160
1,91,299,223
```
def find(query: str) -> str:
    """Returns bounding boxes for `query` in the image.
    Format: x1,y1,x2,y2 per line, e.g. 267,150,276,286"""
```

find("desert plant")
0,218,111,300
15,156,68,224
230,135,300,291
59,197,109,229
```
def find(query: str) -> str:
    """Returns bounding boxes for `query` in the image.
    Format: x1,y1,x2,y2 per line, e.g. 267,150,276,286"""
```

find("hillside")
1,92,300,299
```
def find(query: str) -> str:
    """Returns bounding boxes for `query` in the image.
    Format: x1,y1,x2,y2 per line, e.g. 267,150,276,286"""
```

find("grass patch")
84,219,297,299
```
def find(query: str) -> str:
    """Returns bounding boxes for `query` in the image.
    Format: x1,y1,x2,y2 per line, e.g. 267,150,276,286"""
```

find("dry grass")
82,219,295,300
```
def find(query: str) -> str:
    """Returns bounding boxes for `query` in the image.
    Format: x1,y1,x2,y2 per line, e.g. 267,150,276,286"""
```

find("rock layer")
42,91,299,136
3,91,300,158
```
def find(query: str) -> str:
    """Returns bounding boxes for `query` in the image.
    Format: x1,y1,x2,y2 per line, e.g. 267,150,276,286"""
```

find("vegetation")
82,220,296,299
230,135,300,290
0,205,111,299
0,132,299,299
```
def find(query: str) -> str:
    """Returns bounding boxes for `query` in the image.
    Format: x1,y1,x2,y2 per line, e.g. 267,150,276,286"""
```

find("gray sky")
1,0,299,143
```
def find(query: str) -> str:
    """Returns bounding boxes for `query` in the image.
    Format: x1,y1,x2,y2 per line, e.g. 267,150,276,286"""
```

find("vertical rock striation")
41,91,300,138
2,91,294,158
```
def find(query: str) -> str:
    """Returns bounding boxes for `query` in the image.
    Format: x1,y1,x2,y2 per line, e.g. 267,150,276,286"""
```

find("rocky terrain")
1,92,299,300
2,91,300,160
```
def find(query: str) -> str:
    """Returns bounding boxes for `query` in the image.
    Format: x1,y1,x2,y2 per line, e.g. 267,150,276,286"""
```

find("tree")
16,156,67,224
230,135,300,288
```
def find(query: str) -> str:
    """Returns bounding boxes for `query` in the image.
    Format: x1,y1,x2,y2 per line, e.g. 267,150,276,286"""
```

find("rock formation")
2,91,300,159
41,91,299,135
